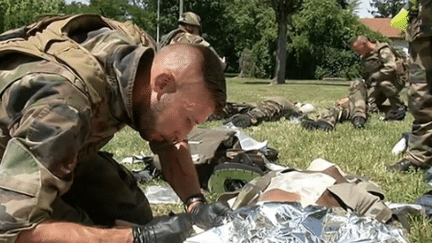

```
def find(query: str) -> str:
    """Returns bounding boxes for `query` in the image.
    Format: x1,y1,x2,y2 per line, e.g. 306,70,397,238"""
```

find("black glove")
224,114,252,128
132,213,193,243
190,201,232,230
367,72,380,87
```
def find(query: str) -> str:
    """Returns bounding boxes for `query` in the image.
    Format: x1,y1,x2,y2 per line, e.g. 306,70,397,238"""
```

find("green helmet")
178,12,201,27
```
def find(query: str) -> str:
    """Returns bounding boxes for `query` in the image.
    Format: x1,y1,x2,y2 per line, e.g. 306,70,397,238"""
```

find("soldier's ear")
153,72,177,99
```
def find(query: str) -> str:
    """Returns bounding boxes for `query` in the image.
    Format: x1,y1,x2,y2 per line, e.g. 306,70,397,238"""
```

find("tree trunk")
275,13,288,84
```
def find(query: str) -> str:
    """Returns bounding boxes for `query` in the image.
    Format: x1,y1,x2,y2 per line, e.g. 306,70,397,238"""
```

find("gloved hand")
132,213,193,243
367,72,380,87
190,201,232,230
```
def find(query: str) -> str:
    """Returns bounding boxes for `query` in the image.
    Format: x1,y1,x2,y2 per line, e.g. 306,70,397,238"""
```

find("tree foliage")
287,0,388,79
0,0,393,80
0,0,66,33
223,0,277,77
143,0,240,72
369,0,405,18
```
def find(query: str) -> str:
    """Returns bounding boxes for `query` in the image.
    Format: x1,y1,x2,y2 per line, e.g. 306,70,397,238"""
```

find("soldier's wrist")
185,194,206,213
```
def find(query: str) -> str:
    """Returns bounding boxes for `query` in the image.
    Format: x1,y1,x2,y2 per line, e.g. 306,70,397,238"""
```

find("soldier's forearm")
379,66,397,77
158,141,202,202
15,220,133,243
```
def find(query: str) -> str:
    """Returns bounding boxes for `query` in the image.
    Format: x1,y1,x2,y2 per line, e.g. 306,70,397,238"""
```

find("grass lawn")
102,77,432,242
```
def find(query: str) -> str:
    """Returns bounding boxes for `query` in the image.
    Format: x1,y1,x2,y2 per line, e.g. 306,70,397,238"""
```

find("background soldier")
350,35,408,120
160,11,203,46
222,97,306,128
387,0,432,172
301,79,368,131
160,11,226,70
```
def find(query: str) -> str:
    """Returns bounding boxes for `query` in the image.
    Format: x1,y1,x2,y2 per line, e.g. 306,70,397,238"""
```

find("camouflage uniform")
159,12,226,70
248,97,303,126
220,97,303,128
207,102,254,121
160,26,212,49
315,79,368,129
0,14,158,242
402,0,432,167
361,42,407,112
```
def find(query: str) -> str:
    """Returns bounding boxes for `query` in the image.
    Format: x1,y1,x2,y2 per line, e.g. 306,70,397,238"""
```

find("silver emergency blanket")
185,202,409,243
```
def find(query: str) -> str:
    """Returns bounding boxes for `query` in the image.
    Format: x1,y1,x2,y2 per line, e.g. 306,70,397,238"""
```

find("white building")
360,18,408,55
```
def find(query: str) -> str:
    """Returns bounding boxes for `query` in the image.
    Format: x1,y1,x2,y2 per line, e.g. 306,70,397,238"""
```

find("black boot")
386,159,428,172
352,116,366,129
384,105,407,121
224,114,252,128
301,118,333,131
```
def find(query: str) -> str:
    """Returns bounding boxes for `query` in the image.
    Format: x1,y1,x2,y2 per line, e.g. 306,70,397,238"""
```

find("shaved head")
133,43,226,142
155,43,226,112
349,35,375,56
350,35,369,48
154,44,204,82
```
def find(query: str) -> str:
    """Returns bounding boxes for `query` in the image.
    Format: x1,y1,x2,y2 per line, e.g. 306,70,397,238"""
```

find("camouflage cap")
178,12,201,27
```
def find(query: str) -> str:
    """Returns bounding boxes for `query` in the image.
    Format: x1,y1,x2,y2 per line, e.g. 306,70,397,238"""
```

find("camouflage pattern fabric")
361,42,407,112
207,102,254,121
209,97,301,127
316,79,368,128
0,15,156,242
178,12,201,27
404,36,432,166
407,0,432,41
248,97,302,126
400,0,432,167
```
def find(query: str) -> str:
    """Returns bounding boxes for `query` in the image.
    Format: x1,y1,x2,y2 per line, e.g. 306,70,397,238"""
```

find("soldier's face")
150,81,214,142
352,41,368,56
190,26,201,35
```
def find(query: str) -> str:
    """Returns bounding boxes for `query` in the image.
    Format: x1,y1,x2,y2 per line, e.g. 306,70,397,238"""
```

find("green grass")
102,78,432,242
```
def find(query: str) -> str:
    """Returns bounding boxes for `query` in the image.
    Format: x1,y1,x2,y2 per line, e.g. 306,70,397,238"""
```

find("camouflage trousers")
317,79,368,128
211,97,302,126
368,74,407,112
248,97,302,126
0,151,152,243
208,102,254,121
404,37,432,167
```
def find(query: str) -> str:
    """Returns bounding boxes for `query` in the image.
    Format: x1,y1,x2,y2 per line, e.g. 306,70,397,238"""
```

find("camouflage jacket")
361,42,406,83
408,0,432,40
0,14,156,240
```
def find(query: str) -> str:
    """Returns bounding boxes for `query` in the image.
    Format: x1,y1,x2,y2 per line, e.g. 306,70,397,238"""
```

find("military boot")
224,114,252,128
386,159,429,172
384,104,407,121
352,116,367,129
301,118,333,131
